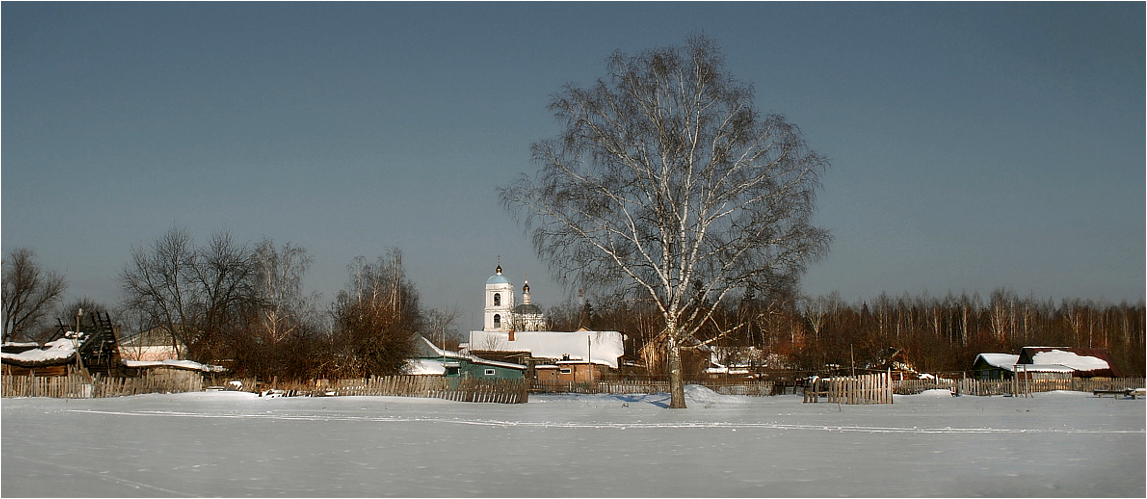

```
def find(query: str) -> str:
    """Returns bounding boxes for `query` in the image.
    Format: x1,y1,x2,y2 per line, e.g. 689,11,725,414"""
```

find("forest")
4,228,1144,380
552,287,1145,377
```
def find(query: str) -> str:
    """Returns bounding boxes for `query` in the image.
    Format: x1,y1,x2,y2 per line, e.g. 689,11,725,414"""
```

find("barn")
1016,347,1122,378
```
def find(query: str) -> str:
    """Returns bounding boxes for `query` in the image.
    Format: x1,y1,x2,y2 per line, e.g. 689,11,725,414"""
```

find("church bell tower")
483,264,514,331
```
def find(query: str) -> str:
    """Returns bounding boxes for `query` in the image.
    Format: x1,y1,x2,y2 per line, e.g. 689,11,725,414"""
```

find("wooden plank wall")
804,372,893,404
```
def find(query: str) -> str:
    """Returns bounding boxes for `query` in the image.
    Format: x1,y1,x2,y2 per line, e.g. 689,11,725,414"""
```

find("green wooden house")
411,336,525,382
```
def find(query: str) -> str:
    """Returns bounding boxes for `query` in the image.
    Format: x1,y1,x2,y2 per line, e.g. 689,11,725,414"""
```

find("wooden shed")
535,360,609,384
2,312,122,376
971,353,1021,380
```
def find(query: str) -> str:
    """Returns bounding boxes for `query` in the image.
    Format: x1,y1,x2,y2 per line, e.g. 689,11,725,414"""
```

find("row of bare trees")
548,288,1145,377
2,227,432,381
115,227,431,380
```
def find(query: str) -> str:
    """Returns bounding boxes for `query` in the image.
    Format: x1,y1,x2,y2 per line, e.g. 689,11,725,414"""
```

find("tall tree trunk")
667,332,687,409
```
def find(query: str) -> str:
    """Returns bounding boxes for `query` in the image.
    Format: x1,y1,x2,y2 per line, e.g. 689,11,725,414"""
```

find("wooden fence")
235,376,529,404
1,374,528,404
804,372,894,404
530,379,775,396
2,370,202,399
894,376,1146,396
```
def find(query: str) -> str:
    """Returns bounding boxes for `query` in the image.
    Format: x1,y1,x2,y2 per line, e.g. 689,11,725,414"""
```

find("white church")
461,264,626,382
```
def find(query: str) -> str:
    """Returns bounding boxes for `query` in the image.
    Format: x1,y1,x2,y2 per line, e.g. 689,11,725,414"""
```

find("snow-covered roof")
467,330,625,368
123,359,228,372
1014,364,1076,373
414,336,526,371
405,358,448,376
1029,350,1109,372
0,338,77,365
975,353,1021,370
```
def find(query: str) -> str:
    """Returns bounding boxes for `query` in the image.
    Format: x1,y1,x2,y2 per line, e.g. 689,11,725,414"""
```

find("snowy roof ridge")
416,335,525,370
975,353,1021,369
467,330,625,368
0,338,78,366
123,359,228,373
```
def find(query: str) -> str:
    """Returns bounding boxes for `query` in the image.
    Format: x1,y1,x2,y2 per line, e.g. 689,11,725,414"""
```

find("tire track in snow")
67,409,1144,435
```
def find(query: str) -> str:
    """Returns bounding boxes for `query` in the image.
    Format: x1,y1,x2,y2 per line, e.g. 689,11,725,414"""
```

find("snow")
0,342,41,348
3,387,1142,497
0,338,76,364
122,359,227,372
1031,349,1111,371
976,353,1021,370
467,330,625,368
404,358,447,375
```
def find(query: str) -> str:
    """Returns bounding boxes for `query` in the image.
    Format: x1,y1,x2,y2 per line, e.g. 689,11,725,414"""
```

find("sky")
3,2,1144,331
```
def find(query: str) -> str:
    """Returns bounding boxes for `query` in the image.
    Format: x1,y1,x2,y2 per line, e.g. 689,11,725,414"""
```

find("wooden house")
410,336,526,381
466,329,625,380
119,326,188,362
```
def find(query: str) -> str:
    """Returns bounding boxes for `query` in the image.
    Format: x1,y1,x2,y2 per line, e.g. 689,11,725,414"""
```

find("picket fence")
803,372,894,404
2,370,202,399
1,373,528,404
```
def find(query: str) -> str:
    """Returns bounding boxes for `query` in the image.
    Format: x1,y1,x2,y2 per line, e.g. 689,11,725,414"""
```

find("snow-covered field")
3,386,1143,497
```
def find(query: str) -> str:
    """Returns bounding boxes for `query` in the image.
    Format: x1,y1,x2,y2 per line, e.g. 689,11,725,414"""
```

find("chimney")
508,330,515,342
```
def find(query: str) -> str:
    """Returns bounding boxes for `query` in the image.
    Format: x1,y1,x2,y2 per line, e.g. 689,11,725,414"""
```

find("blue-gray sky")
3,2,1144,329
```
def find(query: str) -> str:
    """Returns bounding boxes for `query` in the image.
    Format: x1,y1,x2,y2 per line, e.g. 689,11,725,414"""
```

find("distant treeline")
548,288,1146,377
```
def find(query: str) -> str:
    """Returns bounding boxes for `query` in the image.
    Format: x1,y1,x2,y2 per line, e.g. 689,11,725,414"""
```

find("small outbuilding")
972,353,1021,380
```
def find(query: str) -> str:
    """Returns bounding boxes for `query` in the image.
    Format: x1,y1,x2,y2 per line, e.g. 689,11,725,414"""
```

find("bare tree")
424,306,465,350
119,226,198,354
252,239,315,346
2,248,68,342
185,231,255,359
500,35,830,407
119,226,257,361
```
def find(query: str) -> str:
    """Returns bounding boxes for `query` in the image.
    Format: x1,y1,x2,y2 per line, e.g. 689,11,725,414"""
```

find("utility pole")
72,308,85,374
587,335,593,383
850,344,855,377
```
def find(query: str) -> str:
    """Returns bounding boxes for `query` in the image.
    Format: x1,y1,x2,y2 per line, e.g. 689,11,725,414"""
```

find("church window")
493,314,501,328
493,293,501,306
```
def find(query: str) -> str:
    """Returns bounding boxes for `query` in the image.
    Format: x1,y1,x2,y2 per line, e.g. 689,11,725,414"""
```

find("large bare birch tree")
500,36,831,408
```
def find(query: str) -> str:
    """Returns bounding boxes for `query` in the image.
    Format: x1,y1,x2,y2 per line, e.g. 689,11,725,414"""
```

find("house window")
493,314,501,328
560,368,572,375
493,293,501,306
484,368,496,376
